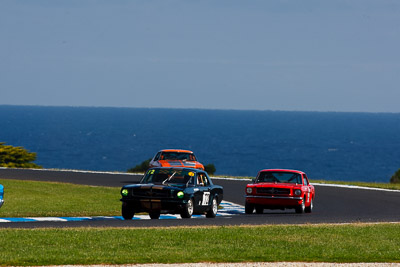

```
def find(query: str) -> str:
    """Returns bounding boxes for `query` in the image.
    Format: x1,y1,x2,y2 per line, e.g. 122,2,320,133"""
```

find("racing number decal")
202,192,210,206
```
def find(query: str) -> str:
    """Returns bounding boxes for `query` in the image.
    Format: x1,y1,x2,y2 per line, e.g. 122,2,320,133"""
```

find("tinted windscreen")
257,172,301,184
161,152,196,161
142,169,195,185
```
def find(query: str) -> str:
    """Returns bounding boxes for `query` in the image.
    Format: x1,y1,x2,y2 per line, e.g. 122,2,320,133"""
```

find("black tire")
255,206,264,214
180,198,194,219
245,202,254,214
149,212,160,219
305,198,313,213
295,198,306,214
206,197,218,218
122,202,134,220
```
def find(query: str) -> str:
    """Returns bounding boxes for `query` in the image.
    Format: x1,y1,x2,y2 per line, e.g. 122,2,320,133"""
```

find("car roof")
159,149,194,154
258,169,306,175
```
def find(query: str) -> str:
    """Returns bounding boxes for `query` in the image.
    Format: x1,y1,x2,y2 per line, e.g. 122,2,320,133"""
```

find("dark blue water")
1,105,400,182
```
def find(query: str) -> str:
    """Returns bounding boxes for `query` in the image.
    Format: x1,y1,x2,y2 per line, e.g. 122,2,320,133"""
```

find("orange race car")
149,149,205,170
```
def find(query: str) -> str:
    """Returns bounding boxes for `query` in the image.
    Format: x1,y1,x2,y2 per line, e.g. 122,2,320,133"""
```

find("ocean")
1,105,400,183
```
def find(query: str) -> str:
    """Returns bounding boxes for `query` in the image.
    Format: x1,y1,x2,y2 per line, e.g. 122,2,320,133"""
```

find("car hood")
251,182,302,188
158,160,203,169
122,183,186,190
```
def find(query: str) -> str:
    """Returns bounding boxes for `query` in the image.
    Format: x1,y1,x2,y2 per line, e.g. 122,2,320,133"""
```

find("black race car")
120,167,223,219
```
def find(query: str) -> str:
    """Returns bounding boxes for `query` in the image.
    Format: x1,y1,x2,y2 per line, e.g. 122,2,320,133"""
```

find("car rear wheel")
181,198,194,219
295,198,306,214
122,202,134,220
245,203,254,214
305,198,313,213
149,212,160,219
206,197,218,218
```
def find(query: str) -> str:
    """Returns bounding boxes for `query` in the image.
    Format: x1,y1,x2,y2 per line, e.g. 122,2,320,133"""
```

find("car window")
142,169,195,185
197,174,204,186
160,152,195,161
303,174,309,186
257,172,302,184
154,152,161,161
203,174,210,186
197,173,209,186
188,154,197,161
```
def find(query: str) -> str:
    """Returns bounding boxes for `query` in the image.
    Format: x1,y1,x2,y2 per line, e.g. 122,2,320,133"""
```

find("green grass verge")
0,179,120,217
1,224,400,265
1,178,400,265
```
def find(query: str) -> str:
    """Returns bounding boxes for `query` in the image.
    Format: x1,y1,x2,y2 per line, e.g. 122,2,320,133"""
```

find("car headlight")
294,189,302,196
177,191,184,199
121,189,129,197
246,187,253,194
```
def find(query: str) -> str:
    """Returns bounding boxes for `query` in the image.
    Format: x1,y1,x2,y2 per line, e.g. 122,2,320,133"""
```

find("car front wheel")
206,197,218,218
245,202,254,214
305,198,313,213
122,202,134,220
181,198,194,219
295,198,306,214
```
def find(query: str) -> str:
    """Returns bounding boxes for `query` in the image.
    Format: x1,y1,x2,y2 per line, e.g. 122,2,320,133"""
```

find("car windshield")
160,152,196,161
256,172,302,184
142,169,195,185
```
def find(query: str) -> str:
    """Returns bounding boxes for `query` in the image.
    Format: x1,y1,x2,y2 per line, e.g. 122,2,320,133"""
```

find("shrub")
204,163,216,175
390,169,400,184
127,158,151,173
0,142,42,168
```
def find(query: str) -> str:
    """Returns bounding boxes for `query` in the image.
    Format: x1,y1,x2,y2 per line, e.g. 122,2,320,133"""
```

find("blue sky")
1,0,400,113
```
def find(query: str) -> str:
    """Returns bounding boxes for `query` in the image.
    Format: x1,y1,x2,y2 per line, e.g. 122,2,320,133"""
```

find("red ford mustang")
245,169,315,214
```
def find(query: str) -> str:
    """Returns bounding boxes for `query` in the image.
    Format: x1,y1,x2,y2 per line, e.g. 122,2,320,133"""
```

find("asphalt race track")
1,168,400,228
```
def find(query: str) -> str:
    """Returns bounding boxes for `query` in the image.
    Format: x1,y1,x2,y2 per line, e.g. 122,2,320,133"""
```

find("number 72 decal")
202,192,210,206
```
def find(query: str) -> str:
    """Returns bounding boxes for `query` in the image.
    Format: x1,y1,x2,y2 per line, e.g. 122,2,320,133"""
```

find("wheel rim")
212,199,217,214
187,199,193,215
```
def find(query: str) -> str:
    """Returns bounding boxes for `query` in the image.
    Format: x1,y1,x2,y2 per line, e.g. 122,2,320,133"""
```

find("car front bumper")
121,197,187,213
246,195,303,206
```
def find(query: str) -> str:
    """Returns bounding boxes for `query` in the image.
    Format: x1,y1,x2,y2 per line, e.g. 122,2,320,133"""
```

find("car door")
193,172,211,212
302,174,312,205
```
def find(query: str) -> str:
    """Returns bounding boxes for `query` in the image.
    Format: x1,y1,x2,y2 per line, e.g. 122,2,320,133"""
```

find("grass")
1,177,400,265
0,179,120,217
0,224,400,265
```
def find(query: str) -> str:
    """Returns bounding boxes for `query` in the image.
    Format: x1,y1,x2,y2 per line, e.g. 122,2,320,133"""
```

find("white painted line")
312,183,400,193
28,217,68,222
0,201,246,223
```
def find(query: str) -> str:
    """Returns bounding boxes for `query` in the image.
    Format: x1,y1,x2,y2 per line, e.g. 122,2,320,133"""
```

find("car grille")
132,188,171,198
256,187,290,195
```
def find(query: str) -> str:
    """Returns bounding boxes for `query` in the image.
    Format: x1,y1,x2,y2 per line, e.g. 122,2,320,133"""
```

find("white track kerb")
0,201,245,223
